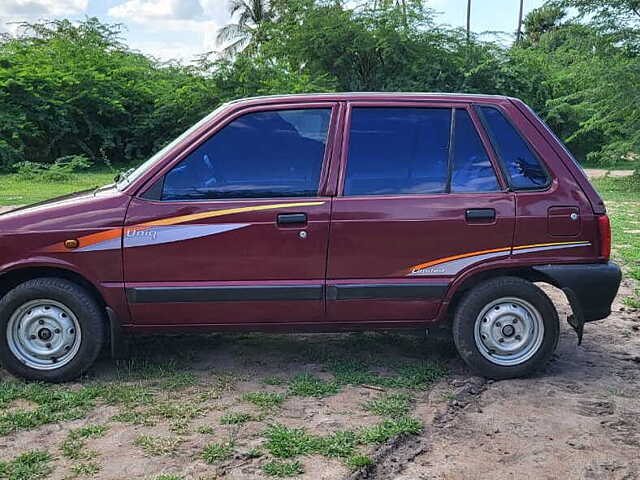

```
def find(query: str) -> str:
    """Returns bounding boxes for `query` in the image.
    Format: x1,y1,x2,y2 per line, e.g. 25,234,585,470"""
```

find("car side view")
0,93,621,382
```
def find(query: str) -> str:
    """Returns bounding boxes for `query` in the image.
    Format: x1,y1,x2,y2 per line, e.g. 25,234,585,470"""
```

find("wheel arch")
0,266,107,310
443,265,560,321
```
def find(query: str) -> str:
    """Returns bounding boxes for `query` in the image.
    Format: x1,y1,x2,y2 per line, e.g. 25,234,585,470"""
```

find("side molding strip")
126,285,324,303
327,283,448,301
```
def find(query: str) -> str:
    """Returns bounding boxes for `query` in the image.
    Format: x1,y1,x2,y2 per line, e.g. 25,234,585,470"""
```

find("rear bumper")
533,262,622,322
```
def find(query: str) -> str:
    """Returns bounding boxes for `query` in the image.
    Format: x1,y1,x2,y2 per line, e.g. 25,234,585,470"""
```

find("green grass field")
0,172,115,205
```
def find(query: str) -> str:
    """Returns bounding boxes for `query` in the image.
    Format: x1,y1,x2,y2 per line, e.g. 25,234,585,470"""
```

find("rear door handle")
465,208,496,223
277,213,307,226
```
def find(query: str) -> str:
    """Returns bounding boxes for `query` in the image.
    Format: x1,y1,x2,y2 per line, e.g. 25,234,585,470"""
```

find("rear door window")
162,108,331,200
478,106,548,189
344,108,450,196
450,109,500,192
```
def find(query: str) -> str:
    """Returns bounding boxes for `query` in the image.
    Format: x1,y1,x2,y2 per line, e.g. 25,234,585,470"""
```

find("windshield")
116,103,230,190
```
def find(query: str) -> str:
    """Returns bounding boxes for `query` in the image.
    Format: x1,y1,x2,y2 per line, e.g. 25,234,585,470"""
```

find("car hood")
0,184,131,233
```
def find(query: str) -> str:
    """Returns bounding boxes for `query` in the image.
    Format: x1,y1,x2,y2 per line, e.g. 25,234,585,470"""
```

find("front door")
326,103,516,324
124,104,337,327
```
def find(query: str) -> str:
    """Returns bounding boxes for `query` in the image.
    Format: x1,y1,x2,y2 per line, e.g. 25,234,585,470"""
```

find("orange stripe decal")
408,240,590,274
409,246,511,272
44,201,325,252
512,241,588,250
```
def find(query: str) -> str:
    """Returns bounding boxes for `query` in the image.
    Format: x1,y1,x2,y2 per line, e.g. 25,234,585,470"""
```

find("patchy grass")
262,460,304,477
201,442,234,464
246,447,263,458
363,392,412,417
263,417,422,464
0,382,101,436
287,374,340,397
197,425,215,435
0,171,114,206
69,461,101,477
346,454,375,469
60,425,109,460
263,425,316,458
358,417,423,444
219,412,256,425
134,435,182,457
0,450,53,480
263,377,287,386
242,392,286,409
330,360,447,390
592,176,640,306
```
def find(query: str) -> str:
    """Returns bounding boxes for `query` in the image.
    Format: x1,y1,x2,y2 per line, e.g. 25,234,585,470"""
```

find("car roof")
224,92,513,107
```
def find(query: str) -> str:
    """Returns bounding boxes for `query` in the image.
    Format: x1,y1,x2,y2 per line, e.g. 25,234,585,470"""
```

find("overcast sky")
0,0,546,62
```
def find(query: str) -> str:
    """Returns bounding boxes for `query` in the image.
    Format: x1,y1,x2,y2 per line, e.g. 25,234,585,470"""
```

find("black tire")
0,277,105,382
452,276,559,379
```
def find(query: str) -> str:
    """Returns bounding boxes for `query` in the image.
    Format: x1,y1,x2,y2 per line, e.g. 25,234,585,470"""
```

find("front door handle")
277,213,308,226
465,208,496,223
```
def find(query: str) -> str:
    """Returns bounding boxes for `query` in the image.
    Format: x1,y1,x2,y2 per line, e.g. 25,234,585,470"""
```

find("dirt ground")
1,173,639,480
0,280,638,480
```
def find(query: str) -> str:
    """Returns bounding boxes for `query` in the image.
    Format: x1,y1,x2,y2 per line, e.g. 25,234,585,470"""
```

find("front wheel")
452,277,559,379
0,278,105,382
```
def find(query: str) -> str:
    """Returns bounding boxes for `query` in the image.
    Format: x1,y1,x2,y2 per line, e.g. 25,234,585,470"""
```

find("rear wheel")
0,278,105,382
452,277,559,379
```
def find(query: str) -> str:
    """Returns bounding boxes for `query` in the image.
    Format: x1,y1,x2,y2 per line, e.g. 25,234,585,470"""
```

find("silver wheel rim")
474,297,544,367
6,299,81,370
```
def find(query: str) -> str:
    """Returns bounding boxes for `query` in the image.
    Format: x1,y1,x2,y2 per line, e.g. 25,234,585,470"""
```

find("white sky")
0,0,546,62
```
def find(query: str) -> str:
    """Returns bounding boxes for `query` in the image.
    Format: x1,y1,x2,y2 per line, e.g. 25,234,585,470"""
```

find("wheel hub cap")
474,297,545,366
7,299,81,370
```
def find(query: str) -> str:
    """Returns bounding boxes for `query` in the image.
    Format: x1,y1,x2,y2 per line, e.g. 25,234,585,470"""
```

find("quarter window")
450,109,500,192
162,108,331,200
344,108,451,196
478,106,548,189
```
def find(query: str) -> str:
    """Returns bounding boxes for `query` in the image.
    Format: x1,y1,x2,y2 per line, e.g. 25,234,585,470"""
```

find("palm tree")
216,0,271,57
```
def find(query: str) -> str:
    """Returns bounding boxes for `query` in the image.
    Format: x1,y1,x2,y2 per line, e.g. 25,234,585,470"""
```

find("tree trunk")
516,0,524,43
466,0,471,42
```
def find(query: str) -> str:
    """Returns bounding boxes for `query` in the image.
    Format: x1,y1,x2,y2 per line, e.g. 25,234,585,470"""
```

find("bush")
14,155,92,182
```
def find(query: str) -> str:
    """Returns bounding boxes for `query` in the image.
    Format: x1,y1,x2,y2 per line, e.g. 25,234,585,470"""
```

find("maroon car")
0,93,621,382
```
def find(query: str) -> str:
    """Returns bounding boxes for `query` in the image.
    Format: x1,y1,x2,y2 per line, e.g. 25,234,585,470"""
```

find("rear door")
124,103,338,327
326,102,516,324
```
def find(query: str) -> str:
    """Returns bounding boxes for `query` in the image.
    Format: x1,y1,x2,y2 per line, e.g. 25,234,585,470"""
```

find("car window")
344,108,451,196
450,109,500,193
162,108,331,200
478,106,548,189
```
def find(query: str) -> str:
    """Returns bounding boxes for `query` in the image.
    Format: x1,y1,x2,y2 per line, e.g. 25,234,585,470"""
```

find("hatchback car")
0,93,621,382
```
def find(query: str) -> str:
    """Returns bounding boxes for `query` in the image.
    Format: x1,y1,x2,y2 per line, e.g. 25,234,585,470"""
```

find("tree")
520,4,567,46
216,0,273,57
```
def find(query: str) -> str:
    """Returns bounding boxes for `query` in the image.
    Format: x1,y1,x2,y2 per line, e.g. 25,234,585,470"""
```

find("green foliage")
363,392,413,417
0,451,52,480
1,2,640,177
69,461,101,476
219,412,256,424
242,392,286,409
358,417,423,444
13,155,92,181
263,418,423,465
201,442,234,463
134,435,182,456
262,460,305,477
346,455,375,469
287,374,340,397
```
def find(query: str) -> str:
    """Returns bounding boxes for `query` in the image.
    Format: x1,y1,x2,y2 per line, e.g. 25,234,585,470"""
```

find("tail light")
598,215,611,260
